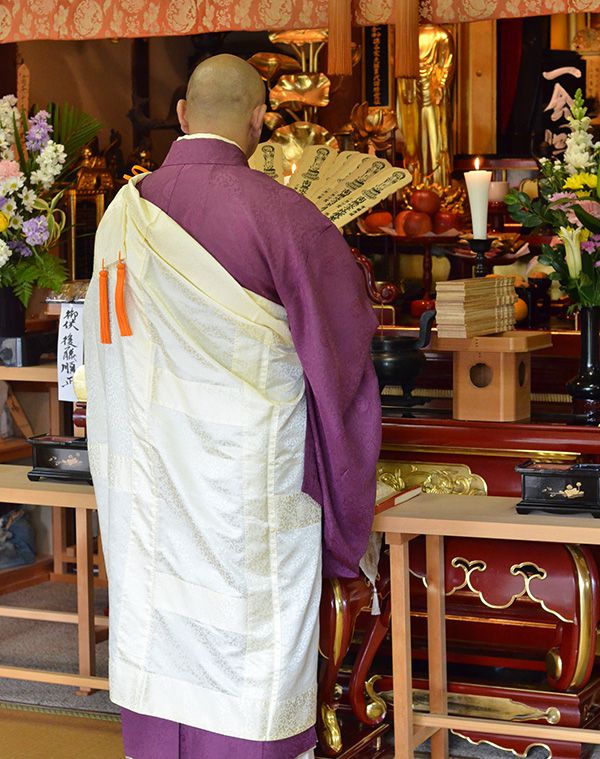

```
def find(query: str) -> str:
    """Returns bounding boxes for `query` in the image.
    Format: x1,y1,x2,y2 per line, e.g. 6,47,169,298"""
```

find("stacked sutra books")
435,277,517,338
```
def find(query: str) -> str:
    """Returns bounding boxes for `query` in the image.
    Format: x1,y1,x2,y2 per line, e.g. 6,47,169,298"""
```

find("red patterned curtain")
0,0,594,43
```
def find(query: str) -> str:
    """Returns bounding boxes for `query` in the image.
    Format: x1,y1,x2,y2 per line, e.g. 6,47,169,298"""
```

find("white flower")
0,132,11,161
0,239,11,268
20,188,37,213
559,226,583,279
2,199,16,216
0,174,25,196
0,95,19,134
8,213,22,231
30,140,66,189
563,103,596,175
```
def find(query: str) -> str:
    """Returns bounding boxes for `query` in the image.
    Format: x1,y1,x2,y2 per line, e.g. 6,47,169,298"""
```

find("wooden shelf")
0,465,95,510
0,363,57,383
0,556,52,595
374,493,600,545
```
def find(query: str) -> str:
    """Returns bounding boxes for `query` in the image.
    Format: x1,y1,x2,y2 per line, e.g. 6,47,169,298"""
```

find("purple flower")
0,196,5,210
582,234,600,254
22,216,49,246
7,240,33,257
25,110,52,152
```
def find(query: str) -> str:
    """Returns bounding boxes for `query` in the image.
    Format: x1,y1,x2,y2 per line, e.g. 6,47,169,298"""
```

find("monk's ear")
250,103,267,138
177,99,190,134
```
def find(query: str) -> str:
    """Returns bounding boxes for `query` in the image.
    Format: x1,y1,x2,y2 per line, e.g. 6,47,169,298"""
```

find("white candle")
489,180,510,203
283,162,297,186
464,157,492,239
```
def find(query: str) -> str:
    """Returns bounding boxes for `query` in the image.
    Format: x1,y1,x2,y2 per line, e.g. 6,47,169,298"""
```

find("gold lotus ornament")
247,52,301,82
270,73,331,111
269,29,328,45
263,111,286,131
269,29,328,73
351,101,398,152
271,122,339,174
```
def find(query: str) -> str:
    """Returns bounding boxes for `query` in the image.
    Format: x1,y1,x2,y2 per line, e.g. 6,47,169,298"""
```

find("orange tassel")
327,0,353,76
395,0,420,79
115,253,132,337
99,259,111,345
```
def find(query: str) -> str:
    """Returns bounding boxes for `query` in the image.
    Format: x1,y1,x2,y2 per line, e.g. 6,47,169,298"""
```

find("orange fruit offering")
514,298,528,322
363,211,392,233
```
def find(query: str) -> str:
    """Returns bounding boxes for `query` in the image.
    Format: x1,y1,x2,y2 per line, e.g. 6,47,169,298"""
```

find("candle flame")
291,162,297,174
474,157,480,170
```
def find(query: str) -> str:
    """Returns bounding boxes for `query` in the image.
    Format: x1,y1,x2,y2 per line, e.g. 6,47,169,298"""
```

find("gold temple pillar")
455,20,497,157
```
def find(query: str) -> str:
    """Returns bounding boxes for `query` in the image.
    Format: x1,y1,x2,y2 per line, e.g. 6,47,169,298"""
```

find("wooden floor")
0,704,123,759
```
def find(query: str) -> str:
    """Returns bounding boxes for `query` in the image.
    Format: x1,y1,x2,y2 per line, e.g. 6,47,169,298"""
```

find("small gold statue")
76,146,114,193
396,24,455,187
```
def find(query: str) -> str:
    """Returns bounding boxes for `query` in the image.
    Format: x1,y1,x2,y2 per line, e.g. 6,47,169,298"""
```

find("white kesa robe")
84,176,321,741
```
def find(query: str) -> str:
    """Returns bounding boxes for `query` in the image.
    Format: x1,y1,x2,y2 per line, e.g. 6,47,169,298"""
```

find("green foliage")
47,102,102,176
12,113,29,176
0,253,67,307
574,204,600,234
504,189,567,231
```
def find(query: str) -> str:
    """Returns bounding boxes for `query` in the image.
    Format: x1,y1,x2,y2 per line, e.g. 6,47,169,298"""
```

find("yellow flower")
0,212,8,233
563,173,598,191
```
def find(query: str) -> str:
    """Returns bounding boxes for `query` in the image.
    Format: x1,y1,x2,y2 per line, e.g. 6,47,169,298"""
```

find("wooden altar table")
0,465,107,693
373,494,600,757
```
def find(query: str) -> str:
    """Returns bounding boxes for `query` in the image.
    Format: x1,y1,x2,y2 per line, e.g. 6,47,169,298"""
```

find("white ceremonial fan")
249,142,412,228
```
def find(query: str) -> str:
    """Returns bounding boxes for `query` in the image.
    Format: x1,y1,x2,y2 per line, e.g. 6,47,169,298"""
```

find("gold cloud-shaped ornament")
247,52,301,82
270,73,331,111
270,122,339,174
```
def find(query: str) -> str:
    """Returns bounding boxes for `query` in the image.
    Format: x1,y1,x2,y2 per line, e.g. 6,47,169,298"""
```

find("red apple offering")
433,210,461,235
403,210,433,237
410,188,441,215
363,211,393,232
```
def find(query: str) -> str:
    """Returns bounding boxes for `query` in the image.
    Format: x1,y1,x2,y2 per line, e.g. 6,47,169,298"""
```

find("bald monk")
84,54,380,759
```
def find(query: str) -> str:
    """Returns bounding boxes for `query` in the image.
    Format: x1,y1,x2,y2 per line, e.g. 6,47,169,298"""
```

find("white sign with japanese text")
58,303,84,403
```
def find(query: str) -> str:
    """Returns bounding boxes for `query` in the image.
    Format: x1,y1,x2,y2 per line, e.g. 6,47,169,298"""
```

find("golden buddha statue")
396,24,455,187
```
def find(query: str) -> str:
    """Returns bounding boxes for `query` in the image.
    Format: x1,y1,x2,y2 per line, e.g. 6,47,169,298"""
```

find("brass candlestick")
467,238,493,278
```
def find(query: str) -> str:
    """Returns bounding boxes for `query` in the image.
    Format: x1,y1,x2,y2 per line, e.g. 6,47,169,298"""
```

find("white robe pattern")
84,176,322,741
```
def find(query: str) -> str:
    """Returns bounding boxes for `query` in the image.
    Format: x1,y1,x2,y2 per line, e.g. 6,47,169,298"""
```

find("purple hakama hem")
121,709,316,759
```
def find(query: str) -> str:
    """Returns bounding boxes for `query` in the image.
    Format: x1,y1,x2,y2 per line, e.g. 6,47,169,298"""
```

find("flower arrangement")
0,95,101,306
505,88,600,309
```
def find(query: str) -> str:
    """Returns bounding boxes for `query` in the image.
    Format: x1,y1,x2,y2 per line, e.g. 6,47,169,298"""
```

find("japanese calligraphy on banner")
57,303,84,403
364,25,392,108
0,0,596,43
540,51,586,157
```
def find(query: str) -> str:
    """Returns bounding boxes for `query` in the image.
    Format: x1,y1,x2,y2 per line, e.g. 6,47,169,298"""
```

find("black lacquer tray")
28,435,92,484
515,460,600,517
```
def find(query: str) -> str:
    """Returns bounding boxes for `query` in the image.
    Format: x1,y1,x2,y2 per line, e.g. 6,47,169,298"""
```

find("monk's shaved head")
177,54,266,157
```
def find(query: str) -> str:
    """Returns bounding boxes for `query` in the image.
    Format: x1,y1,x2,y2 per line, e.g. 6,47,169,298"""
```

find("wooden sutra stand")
432,331,553,422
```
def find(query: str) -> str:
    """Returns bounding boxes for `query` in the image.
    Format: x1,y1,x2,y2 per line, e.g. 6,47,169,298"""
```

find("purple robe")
120,136,381,758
